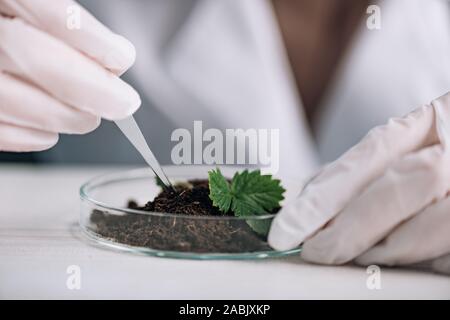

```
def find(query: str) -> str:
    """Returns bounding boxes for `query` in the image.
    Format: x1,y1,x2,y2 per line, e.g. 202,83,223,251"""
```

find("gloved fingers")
0,16,141,120
269,102,438,251
354,196,450,267
430,253,450,275
300,144,450,265
0,72,100,134
0,121,58,152
433,92,450,152
0,47,17,72
0,0,135,74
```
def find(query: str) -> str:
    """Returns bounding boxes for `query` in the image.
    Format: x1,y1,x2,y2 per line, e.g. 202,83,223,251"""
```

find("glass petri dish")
79,166,301,260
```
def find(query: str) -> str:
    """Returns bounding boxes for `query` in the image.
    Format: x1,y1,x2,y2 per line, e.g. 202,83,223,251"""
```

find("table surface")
0,164,449,299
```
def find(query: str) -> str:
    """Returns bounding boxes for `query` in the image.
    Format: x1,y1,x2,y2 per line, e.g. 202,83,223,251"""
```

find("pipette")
114,116,173,191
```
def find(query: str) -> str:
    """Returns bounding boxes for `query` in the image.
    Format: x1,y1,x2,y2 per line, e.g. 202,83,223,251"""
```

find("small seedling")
154,168,286,235
208,168,285,235
92,168,286,254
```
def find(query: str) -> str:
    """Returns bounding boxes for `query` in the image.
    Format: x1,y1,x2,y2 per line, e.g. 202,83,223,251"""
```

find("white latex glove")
0,0,141,151
269,92,450,275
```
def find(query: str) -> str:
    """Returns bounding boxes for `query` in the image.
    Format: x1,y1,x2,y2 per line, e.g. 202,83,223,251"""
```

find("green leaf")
208,169,286,235
246,219,272,237
230,169,285,217
209,169,285,216
208,169,233,213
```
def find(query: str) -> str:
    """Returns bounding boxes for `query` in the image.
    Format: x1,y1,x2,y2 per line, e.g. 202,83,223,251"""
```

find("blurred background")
1,0,449,172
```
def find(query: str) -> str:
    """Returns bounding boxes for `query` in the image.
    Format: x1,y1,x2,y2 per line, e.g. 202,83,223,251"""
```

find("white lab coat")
71,0,450,179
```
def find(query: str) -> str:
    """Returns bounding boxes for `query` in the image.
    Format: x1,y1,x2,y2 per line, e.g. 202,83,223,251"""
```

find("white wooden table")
0,165,449,299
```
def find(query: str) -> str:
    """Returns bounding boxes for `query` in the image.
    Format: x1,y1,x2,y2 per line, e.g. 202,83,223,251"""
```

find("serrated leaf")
208,169,233,213
230,170,285,217
208,168,285,218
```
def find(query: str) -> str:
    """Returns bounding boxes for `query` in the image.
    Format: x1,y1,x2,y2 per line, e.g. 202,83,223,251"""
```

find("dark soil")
90,179,273,253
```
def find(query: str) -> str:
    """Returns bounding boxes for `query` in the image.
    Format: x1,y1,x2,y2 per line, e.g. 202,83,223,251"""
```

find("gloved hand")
0,0,141,151
269,92,450,275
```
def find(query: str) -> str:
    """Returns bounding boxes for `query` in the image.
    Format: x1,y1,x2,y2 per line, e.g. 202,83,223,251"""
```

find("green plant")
208,168,285,235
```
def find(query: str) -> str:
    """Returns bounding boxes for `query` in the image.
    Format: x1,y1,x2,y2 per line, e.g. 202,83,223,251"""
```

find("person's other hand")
0,0,141,151
269,92,450,275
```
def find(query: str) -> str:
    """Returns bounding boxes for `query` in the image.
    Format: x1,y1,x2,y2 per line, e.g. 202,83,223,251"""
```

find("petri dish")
79,166,301,260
